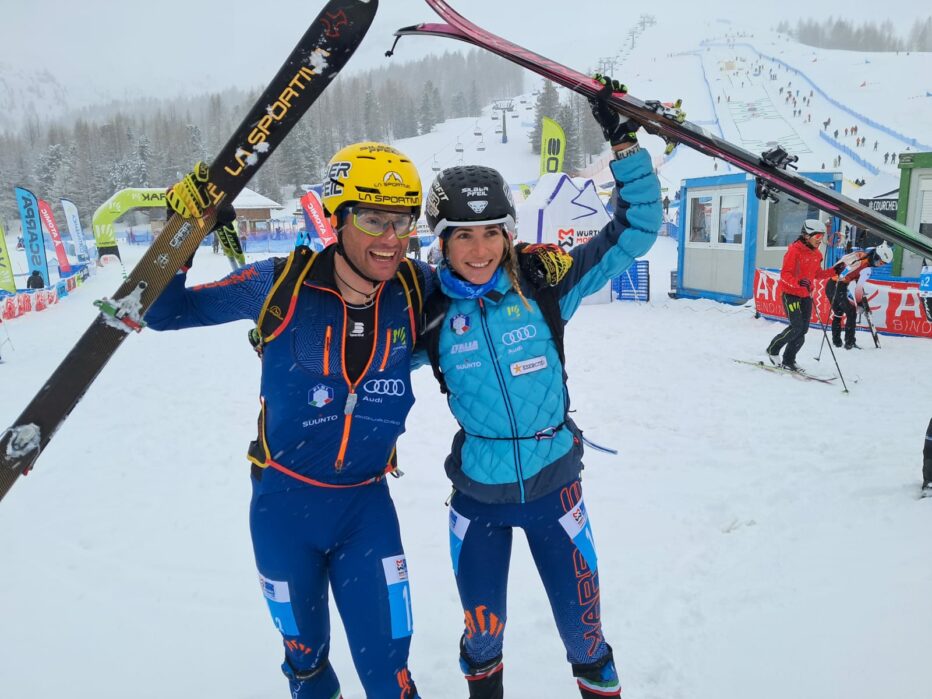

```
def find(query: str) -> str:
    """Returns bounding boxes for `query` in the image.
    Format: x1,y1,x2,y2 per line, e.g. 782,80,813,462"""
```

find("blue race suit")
146,245,433,699
435,148,662,695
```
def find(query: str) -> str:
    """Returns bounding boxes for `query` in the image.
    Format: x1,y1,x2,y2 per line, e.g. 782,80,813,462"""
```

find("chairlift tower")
492,99,514,144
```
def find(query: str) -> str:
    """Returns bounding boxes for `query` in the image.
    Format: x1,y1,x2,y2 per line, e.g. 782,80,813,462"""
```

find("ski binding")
94,282,148,333
1,424,41,469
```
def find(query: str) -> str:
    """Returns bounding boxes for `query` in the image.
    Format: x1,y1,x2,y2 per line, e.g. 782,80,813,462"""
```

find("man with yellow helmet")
146,142,434,699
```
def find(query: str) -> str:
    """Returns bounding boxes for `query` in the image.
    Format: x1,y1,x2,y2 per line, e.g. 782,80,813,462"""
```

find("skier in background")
145,143,433,699
825,242,892,348
766,220,844,371
417,75,661,699
923,418,932,497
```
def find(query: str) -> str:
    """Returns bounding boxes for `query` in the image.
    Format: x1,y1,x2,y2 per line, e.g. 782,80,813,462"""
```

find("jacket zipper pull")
344,391,358,415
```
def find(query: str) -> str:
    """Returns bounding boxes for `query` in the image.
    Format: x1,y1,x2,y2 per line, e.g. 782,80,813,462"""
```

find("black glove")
799,279,811,290
833,262,845,274
515,242,573,288
166,161,213,219
588,74,640,147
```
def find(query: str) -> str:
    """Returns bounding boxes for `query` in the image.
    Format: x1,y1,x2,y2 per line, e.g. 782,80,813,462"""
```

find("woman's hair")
500,236,531,311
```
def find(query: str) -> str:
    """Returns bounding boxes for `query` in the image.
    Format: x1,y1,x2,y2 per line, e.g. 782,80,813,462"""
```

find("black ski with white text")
392,0,932,259
0,0,378,502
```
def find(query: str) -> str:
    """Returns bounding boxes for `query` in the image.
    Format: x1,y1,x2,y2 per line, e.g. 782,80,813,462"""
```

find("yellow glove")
165,161,213,219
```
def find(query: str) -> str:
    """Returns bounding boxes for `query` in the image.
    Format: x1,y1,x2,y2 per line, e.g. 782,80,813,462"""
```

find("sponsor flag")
15,186,50,288
38,200,72,274
61,198,90,261
539,116,566,176
0,220,15,294
300,190,337,247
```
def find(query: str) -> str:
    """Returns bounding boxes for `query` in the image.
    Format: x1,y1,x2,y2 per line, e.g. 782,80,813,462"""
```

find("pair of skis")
393,1,932,260
2,0,929,503
733,359,836,385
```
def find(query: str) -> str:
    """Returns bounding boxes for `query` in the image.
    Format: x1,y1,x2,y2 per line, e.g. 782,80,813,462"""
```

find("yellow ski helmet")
321,142,422,217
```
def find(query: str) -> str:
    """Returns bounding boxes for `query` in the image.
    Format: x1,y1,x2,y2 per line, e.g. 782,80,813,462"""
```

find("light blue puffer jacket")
432,148,662,504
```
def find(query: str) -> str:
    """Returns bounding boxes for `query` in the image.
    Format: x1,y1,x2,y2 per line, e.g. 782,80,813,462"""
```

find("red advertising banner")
300,191,337,247
38,199,73,274
754,269,932,339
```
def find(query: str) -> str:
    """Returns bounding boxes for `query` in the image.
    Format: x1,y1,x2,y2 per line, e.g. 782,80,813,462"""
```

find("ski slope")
1,233,929,699
2,12,932,699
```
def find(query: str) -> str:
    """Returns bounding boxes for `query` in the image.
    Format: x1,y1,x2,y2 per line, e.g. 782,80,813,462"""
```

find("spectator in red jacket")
766,219,841,371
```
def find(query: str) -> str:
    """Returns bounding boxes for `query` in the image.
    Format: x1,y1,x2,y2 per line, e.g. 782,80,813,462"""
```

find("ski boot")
461,639,504,699
572,646,621,698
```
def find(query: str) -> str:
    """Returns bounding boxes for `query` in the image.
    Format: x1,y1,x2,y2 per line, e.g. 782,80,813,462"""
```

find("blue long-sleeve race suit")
146,245,434,699
432,149,662,696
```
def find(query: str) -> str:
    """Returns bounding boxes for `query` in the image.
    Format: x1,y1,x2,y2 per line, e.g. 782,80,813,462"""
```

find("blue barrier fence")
701,41,932,151
612,260,650,301
681,51,728,140
817,132,880,174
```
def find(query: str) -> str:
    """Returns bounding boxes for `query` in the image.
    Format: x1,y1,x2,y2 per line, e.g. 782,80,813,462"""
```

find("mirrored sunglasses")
350,207,417,238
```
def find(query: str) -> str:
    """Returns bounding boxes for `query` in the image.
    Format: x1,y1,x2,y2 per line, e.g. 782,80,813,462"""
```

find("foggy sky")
1,0,926,101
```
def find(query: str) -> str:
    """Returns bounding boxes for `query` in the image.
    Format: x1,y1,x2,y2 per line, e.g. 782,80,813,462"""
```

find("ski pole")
815,279,841,361
816,315,848,393
0,320,13,353
862,302,880,348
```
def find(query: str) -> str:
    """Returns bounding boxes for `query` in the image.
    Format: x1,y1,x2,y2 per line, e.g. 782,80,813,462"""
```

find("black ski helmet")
425,165,516,237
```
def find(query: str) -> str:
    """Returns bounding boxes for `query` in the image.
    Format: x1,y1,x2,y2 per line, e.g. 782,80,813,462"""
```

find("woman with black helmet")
418,77,662,699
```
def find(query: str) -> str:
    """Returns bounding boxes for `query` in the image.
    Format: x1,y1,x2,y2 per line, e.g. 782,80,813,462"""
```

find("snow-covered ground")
1,233,929,699
2,10,932,699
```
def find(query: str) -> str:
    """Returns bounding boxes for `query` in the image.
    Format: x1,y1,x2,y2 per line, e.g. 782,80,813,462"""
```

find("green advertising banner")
0,220,15,293
539,116,566,176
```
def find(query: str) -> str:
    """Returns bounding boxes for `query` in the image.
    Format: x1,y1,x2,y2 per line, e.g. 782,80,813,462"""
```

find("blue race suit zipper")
478,298,526,502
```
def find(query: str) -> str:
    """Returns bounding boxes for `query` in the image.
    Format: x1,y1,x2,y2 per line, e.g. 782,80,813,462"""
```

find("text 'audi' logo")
501,325,537,345
363,379,406,396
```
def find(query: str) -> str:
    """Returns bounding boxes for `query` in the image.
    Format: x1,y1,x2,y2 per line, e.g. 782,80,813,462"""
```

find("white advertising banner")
517,174,612,305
